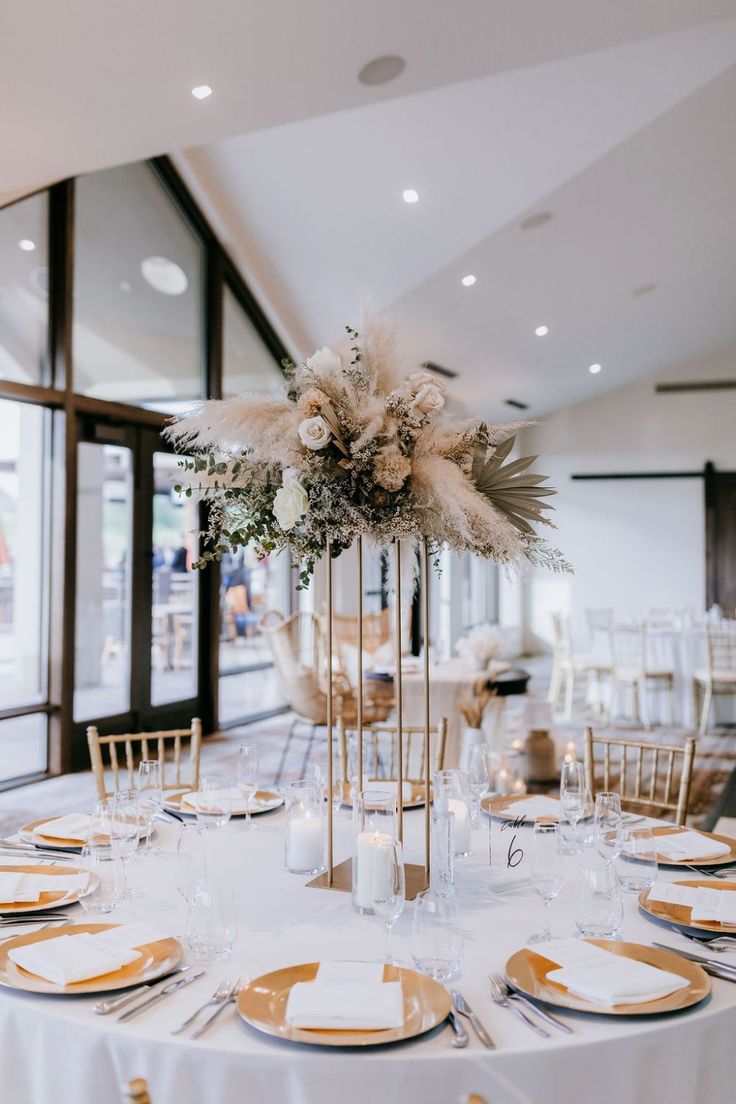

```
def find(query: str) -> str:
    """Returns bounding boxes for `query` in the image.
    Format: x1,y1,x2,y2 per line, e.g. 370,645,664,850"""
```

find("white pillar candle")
286,815,324,873
355,831,394,909
448,797,471,855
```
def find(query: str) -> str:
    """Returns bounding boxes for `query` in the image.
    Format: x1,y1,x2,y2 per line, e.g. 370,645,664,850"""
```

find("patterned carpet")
1,655,735,833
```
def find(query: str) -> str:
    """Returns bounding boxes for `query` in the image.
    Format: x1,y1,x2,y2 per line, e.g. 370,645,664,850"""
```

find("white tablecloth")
1,811,735,1104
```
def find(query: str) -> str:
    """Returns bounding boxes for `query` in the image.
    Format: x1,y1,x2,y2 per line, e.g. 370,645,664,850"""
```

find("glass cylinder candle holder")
432,769,472,858
285,780,325,875
351,789,396,914
430,788,455,897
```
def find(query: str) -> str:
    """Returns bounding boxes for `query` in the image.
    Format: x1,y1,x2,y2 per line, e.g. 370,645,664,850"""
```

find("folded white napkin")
534,937,688,1006
7,921,173,986
504,796,560,819
183,787,249,814
285,961,403,1030
649,831,731,861
363,781,414,803
0,872,78,904
35,814,92,841
690,887,736,925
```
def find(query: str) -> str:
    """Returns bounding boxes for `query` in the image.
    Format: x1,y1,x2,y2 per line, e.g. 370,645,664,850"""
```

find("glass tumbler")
188,880,237,962
574,855,624,937
285,780,325,875
614,827,658,893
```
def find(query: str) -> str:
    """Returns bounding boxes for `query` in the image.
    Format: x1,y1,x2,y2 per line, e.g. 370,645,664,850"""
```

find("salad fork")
171,979,232,1035
190,975,248,1039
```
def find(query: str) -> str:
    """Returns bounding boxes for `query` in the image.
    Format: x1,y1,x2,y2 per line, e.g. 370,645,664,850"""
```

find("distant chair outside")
693,625,736,736
337,717,448,786
609,623,675,728
547,612,611,719
87,719,202,800
583,726,695,826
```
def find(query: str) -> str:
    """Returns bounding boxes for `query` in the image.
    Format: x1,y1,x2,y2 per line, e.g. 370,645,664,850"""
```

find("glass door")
72,419,207,743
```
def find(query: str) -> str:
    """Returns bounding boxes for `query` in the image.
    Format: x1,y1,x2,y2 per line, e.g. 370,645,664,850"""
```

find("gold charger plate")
165,789,284,817
337,783,430,810
0,863,90,915
481,794,560,822
237,961,451,1047
639,879,736,933
650,827,736,867
19,816,151,849
0,922,182,995
506,938,710,1016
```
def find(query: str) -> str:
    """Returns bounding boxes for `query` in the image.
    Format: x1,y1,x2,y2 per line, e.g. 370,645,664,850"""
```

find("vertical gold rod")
394,540,404,844
357,537,364,794
326,543,334,884
422,538,431,883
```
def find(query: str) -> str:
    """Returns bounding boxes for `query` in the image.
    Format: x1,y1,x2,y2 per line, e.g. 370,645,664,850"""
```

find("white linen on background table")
1,811,735,1104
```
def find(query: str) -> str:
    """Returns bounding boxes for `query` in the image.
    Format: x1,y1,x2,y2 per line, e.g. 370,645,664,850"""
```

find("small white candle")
512,778,527,795
286,815,323,873
355,831,394,909
563,741,577,764
448,797,471,856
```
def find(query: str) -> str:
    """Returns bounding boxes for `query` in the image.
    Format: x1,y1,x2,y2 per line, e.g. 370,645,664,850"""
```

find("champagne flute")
110,790,140,899
237,744,260,830
176,823,208,947
136,760,162,856
371,840,406,965
559,761,585,851
528,819,564,944
594,792,624,867
466,744,490,827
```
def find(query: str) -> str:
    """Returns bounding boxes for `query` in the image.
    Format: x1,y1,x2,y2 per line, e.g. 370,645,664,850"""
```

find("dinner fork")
171,979,232,1035
676,929,736,953
0,918,69,941
190,975,248,1039
489,973,572,1034
487,974,549,1038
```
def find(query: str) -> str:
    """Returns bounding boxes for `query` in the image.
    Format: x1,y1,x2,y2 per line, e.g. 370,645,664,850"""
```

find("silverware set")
652,941,736,981
118,969,206,1022
450,990,495,1048
487,973,573,1037
671,926,736,953
684,865,734,879
171,975,248,1039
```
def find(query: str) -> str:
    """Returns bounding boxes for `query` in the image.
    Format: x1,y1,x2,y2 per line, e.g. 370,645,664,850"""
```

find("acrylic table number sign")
487,810,535,887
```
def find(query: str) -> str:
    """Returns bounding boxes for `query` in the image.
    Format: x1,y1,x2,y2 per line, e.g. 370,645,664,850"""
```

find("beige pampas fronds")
360,313,404,395
471,436,555,535
164,395,301,467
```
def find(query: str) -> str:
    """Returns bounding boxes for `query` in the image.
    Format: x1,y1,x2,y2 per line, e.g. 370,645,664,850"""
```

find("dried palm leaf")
472,435,556,535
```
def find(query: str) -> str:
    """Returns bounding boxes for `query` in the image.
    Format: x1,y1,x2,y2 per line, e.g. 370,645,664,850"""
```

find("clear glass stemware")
528,819,564,944
237,743,260,831
370,839,406,965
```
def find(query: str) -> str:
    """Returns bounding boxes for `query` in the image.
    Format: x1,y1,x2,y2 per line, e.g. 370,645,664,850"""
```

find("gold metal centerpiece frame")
307,535,432,900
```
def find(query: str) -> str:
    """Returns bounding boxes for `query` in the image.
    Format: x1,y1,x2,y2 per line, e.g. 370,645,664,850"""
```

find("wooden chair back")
121,1078,151,1104
583,726,695,826
332,608,392,654
260,610,329,723
87,719,202,800
338,718,448,785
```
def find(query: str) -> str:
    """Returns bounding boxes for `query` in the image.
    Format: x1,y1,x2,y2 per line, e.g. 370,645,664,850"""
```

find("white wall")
523,349,736,649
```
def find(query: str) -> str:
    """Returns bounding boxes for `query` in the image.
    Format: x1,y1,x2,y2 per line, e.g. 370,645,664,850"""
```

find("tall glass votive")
432,770,472,858
285,780,325,875
430,788,455,897
352,789,396,914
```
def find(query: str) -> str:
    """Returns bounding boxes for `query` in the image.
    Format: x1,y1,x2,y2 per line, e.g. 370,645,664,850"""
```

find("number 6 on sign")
488,814,529,883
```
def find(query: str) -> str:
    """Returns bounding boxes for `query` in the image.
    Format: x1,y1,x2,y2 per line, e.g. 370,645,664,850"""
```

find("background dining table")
0,808,734,1104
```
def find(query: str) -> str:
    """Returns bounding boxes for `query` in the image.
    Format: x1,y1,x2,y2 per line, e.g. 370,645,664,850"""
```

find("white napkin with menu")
647,831,731,861
504,796,560,819
285,961,404,1030
183,787,252,814
534,938,689,1006
7,921,173,985
0,872,78,904
34,814,92,841
646,881,736,924
363,781,414,803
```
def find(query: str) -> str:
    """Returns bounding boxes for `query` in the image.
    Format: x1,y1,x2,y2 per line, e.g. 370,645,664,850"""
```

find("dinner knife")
118,969,205,1021
94,965,191,1015
450,991,495,1048
651,942,736,978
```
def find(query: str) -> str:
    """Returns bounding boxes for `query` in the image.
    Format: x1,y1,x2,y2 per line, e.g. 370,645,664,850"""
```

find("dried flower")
374,444,411,492
298,388,327,417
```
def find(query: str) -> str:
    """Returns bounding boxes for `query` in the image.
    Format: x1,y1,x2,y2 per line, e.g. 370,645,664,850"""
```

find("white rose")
411,382,445,417
306,346,343,375
405,371,439,392
298,415,332,451
272,476,308,531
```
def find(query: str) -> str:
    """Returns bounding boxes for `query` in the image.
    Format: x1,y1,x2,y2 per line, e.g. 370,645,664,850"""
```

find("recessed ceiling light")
141,256,188,296
461,274,476,287
535,325,549,337
402,188,419,204
18,239,36,252
589,363,602,375
191,85,212,100
358,55,406,86
632,282,657,297
520,211,553,231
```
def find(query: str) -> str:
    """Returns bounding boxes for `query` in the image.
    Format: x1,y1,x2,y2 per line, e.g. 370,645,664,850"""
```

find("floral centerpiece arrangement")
166,317,568,586
456,623,503,673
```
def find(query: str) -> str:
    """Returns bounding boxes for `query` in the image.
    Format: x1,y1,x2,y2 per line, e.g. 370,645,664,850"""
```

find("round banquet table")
1,808,735,1104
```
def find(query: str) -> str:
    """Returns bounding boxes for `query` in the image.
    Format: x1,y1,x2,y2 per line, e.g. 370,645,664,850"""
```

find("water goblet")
528,819,564,944
370,840,406,965
237,744,260,830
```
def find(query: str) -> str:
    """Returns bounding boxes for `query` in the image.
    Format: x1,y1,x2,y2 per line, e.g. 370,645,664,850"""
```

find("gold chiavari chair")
121,1077,151,1104
693,624,736,736
583,726,695,826
337,717,448,786
86,718,202,800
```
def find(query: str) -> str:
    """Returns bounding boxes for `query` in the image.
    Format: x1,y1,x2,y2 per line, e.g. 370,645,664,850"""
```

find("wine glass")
176,823,208,946
411,889,463,981
371,840,406,965
196,774,232,831
559,761,585,850
528,819,564,944
110,790,140,899
237,744,260,831
136,760,162,856
594,792,624,867
466,744,490,827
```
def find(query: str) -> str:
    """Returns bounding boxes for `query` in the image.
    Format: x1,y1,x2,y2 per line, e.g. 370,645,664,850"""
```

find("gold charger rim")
18,816,152,849
639,878,736,933
481,793,559,821
0,863,87,914
236,960,451,1047
165,789,284,816
0,922,182,995
505,938,710,1016
338,782,429,810
650,827,736,867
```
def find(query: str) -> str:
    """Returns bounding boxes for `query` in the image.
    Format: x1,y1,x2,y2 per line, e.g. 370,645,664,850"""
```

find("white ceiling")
3,2,736,416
